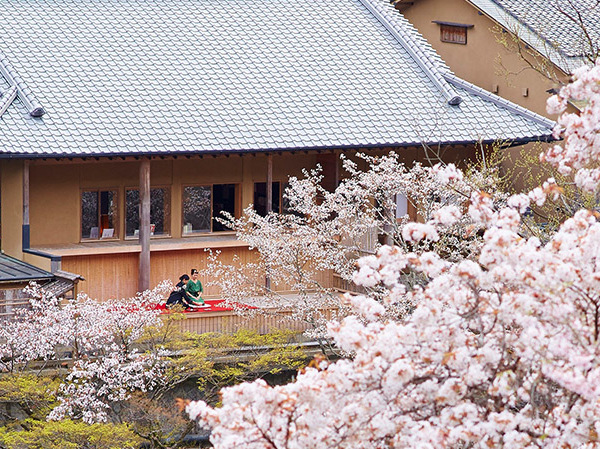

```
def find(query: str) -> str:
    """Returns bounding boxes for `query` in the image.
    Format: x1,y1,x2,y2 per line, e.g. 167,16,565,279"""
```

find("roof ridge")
483,0,565,52
0,85,18,118
0,51,45,117
442,72,555,129
357,0,463,105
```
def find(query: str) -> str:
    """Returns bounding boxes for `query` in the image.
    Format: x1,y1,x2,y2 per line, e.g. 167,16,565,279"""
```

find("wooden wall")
62,253,138,300
62,245,335,302
28,153,318,247
0,160,25,259
19,148,482,301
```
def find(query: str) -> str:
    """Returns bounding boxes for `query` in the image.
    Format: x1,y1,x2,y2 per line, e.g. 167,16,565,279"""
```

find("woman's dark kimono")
166,281,190,308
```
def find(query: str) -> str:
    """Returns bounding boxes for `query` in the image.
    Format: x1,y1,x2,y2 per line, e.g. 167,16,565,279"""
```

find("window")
125,187,171,237
441,25,467,44
432,21,472,45
396,193,408,219
182,184,238,234
212,184,237,232
254,182,299,216
253,182,280,216
81,190,118,240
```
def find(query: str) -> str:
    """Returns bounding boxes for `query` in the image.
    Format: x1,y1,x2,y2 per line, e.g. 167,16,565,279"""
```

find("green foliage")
0,419,141,449
0,374,60,420
141,314,309,401
0,310,309,449
193,328,309,403
464,141,515,196
513,143,600,240
117,393,194,449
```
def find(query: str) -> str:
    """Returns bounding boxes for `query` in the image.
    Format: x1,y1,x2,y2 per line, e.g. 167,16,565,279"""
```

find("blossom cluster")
544,59,600,192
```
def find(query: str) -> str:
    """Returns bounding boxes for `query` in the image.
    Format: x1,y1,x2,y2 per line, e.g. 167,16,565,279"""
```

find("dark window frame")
253,181,301,217
80,188,119,241
124,186,172,239
253,181,282,217
182,183,240,235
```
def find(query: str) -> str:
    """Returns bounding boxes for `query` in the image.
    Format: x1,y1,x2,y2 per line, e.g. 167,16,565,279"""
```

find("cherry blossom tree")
187,61,600,448
206,149,510,337
0,283,171,424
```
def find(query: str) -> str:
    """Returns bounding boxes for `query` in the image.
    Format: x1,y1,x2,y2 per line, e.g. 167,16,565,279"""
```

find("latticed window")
441,24,467,44
433,21,472,45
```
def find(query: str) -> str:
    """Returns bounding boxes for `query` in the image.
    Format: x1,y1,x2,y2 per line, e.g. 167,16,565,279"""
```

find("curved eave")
0,135,556,161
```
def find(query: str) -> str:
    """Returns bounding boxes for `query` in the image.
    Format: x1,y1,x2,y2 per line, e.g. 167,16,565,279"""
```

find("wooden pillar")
266,154,273,214
383,195,394,247
334,150,340,190
265,154,273,291
22,160,30,249
138,159,151,292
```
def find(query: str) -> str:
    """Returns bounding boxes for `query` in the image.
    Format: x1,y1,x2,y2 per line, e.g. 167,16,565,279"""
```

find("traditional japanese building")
0,0,553,300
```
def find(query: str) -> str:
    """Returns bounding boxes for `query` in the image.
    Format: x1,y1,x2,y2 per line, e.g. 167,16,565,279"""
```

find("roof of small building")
0,0,553,158
468,0,600,74
0,254,54,283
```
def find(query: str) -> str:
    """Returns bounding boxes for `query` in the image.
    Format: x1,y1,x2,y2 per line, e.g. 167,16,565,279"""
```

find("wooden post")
138,159,151,292
383,195,394,247
266,154,273,214
265,154,273,291
22,160,30,249
334,150,340,190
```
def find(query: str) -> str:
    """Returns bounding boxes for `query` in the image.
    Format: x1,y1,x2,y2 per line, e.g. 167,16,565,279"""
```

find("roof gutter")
0,52,45,117
356,0,462,105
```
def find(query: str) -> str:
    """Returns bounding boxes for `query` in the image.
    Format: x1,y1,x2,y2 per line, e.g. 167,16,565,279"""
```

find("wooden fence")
176,306,338,335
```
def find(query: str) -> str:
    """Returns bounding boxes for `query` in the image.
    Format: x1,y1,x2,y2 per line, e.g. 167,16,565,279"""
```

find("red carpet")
154,299,235,313
153,299,256,314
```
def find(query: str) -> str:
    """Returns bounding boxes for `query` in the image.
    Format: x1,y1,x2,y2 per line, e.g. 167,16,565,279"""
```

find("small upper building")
396,0,600,117
0,254,81,317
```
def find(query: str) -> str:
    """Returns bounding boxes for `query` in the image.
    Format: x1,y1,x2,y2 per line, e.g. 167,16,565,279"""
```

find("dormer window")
433,21,473,45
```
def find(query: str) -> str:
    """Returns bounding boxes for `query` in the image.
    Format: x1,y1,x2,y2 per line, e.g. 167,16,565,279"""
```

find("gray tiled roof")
0,0,553,158
0,254,53,283
469,0,600,74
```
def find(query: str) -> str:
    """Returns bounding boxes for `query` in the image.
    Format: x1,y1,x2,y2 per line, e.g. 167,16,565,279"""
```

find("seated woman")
166,274,191,309
185,269,210,309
